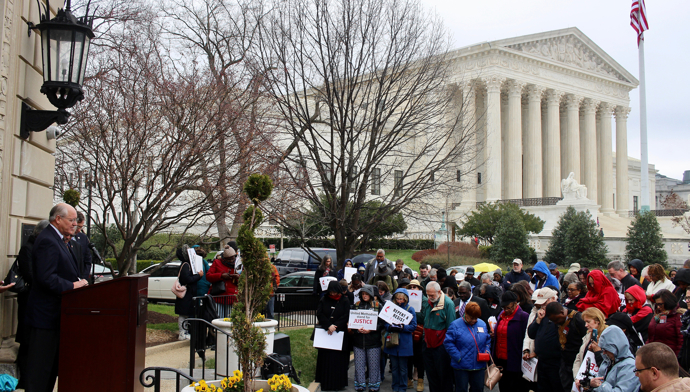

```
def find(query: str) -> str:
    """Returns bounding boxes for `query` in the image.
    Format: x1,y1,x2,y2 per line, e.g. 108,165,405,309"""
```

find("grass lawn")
284,327,317,386
149,303,176,316
384,250,419,271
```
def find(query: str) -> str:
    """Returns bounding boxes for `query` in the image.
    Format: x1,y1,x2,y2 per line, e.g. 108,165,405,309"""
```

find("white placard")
379,300,414,325
408,289,423,312
572,351,598,391
312,328,344,350
187,249,203,273
348,309,378,330
319,276,337,291
521,358,537,382
344,267,357,283
353,288,361,305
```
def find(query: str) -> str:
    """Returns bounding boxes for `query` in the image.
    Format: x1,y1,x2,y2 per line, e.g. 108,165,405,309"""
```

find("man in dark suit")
455,281,492,328
23,203,88,392
74,211,92,280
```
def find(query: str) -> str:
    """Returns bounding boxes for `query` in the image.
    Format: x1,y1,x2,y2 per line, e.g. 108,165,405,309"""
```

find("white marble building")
656,171,690,209
446,27,654,217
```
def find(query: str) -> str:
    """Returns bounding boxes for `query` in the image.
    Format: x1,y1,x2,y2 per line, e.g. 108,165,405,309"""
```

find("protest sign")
344,267,357,283
319,276,337,291
379,300,413,325
408,289,422,311
521,358,537,382
348,309,378,330
572,351,598,391
313,328,344,351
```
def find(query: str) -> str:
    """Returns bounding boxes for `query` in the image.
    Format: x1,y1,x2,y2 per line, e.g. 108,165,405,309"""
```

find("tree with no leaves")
660,191,690,236
258,0,482,260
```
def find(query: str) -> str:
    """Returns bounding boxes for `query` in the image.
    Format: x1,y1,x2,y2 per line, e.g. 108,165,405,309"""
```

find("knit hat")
501,291,519,304
223,247,237,258
398,278,411,287
436,269,447,279
494,269,503,277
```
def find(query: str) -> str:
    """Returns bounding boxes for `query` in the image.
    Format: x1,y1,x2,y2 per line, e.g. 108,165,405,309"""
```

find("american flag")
630,0,649,46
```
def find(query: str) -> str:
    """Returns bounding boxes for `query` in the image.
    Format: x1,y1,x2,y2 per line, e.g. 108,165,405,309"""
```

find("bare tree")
660,191,690,235
159,0,280,243
257,0,481,260
56,21,224,275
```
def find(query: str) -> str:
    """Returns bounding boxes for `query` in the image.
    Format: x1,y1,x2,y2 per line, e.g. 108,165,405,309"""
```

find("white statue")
561,172,588,200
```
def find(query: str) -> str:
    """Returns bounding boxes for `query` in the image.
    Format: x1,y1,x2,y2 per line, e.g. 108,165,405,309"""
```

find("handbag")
382,331,399,348
210,280,226,295
484,355,503,390
467,325,491,362
3,259,26,293
171,263,189,299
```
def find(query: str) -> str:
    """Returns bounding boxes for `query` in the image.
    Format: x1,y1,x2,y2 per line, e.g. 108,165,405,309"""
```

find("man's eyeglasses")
634,367,654,375
567,288,579,292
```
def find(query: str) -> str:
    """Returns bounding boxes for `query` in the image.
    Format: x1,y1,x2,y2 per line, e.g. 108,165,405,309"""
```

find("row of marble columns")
461,78,631,215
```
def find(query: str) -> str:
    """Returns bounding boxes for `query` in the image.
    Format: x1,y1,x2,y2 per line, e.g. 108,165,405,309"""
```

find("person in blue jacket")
383,288,417,392
444,302,491,392
532,261,560,290
574,325,640,392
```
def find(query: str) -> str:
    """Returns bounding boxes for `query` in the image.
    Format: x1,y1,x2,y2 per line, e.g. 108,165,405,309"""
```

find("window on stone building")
430,171,435,182
457,170,461,182
478,173,482,184
371,168,381,195
633,196,638,211
394,170,403,197
349,165,358,193
321,162,333,183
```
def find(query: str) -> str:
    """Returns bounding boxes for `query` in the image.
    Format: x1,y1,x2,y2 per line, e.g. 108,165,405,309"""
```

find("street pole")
638,32,650,211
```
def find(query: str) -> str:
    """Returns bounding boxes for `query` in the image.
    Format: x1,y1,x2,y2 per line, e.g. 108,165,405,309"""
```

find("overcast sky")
420,0,689,181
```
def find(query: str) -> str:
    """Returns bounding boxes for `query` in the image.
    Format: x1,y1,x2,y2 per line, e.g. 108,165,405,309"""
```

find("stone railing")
628,209,688,218
476,197,563,209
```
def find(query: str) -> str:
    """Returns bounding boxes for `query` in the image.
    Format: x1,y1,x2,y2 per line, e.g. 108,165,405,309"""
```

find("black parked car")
275,271,319,312
274,247,337,276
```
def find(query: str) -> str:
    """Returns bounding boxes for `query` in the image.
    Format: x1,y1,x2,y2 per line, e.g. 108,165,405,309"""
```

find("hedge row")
259,238,435,251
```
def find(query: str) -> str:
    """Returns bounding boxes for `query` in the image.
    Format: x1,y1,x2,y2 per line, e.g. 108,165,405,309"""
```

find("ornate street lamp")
21,0,94,139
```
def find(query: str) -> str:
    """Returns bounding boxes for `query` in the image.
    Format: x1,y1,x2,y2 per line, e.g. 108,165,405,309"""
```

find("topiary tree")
63,189,81,207
543,206,577,265
490,207,531,264
231,173,274,391
626,210,668,268
546,207,608,268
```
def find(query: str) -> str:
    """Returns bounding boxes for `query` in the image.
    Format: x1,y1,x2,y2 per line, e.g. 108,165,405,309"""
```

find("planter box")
182,379,309,392
211,319,279,377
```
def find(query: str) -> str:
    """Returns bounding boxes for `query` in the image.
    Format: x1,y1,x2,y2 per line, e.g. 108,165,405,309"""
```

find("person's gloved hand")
389,324,403,332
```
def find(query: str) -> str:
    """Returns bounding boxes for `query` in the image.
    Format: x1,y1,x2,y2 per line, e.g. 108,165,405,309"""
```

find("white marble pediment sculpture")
561,172,588,200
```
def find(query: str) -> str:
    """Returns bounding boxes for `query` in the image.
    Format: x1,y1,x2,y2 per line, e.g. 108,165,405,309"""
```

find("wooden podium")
58,274,149,392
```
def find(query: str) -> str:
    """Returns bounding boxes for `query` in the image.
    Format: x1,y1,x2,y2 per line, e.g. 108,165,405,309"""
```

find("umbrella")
472,262,502,273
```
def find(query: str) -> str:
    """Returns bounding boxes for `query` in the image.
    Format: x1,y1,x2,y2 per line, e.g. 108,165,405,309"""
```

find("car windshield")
313,250,337,266
280,275,302,287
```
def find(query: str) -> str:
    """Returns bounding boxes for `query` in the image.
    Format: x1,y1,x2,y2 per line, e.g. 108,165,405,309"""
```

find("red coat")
576,270,620,317
647,309,683,355
206,259,239,303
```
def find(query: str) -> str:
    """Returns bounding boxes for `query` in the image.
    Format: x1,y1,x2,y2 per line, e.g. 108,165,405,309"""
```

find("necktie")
458,300,467,318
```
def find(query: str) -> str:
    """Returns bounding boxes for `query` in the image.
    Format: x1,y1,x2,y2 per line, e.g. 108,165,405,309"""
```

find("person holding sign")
313,255,338,298
492,291,529,392
444,302,491,392
572,307,607,384
338,259,354,281
349,285,383,392
315,281,351,391
382,288,417,392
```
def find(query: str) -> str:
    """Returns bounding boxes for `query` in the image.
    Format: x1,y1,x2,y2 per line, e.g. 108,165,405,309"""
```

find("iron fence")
275,292,319,329
628,209,688,217
476,197,562,209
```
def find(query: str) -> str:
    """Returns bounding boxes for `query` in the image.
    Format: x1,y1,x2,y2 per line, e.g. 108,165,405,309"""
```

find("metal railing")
476,197,563,209
139,367,198,392
275,292,319,330
628,209,688,217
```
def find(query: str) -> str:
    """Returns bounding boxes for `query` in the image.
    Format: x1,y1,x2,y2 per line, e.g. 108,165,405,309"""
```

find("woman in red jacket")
623,285,653,341
576,270,620,317
206,247,239,317
647,289,683,356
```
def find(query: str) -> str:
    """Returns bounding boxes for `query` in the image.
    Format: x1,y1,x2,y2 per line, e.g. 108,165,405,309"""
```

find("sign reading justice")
347,309,378,330
378,301,413,325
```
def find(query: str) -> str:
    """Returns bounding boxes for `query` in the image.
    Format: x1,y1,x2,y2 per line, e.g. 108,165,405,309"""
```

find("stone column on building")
483,76,505,202
461,81,477,208
501,93,509,199
560,103,568,180
582,98,599,203
544,89,563,197
599,103,615,213
615,106,631,215
523,85,544,198
506,80,525,200
564,94,582,182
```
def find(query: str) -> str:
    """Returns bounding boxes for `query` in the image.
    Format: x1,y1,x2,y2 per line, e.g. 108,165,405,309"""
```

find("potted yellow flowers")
184,371,308,392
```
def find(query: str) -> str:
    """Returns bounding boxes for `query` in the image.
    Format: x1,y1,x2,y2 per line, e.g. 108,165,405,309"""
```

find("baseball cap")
535,287,558,304
548,263,558,270
513,259,523,265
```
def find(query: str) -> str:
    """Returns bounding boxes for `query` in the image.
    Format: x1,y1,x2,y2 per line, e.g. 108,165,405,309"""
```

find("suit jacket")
25,225,79,329
74,232,92,279
454,295,492,330
69,239,85,281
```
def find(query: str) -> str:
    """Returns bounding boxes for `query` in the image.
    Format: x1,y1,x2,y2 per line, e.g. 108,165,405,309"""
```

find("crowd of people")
313,251,690,392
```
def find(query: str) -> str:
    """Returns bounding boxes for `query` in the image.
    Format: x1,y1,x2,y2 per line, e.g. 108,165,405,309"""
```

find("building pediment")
495,28,637,86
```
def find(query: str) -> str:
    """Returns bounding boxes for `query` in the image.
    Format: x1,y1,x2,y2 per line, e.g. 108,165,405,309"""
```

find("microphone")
88,243,113,271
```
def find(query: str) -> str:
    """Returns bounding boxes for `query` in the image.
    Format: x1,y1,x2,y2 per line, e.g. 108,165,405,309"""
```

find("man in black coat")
528,299,564,392
545,302,586,392
455,281,491,328
74,211,92,280
23,203,88,392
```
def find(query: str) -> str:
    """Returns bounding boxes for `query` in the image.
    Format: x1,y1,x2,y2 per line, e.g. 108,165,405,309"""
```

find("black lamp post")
22,0,94,139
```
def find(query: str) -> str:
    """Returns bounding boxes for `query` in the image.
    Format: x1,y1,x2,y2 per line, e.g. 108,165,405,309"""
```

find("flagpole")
638,31,650,212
